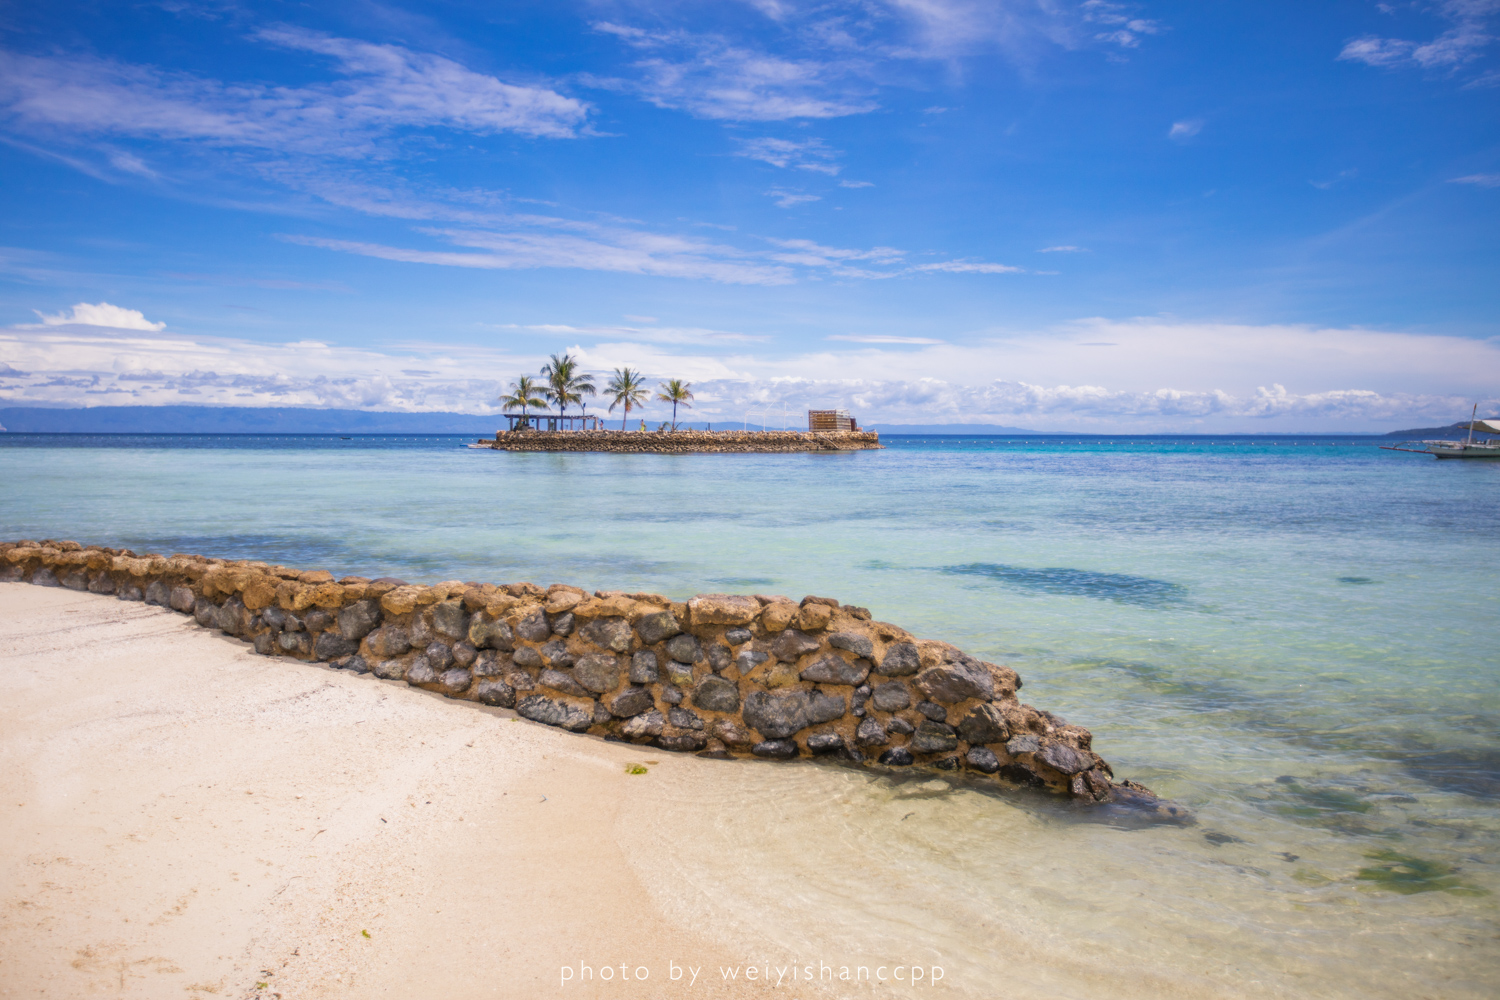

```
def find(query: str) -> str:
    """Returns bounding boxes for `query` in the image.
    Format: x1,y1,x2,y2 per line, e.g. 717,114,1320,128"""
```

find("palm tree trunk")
672,400,678,430
622,404,629,431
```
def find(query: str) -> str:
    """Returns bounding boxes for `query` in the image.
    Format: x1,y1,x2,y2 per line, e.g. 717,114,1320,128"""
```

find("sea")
1,432,1496,998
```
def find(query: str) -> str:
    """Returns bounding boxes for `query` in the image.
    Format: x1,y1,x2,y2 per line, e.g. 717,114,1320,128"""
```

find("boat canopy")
1471,419,1500,434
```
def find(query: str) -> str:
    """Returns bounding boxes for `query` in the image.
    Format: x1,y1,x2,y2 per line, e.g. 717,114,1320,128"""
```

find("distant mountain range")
0,405,504,434
1385,421,1499,438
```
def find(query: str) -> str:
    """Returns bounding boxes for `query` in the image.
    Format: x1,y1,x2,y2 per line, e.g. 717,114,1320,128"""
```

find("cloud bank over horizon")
2,305,1494,432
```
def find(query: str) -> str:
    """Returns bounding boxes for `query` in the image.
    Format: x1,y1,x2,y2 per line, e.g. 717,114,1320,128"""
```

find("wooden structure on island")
503,412,605,432
808,409,859,432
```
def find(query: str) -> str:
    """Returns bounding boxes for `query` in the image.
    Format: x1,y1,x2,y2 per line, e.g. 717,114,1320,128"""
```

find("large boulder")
878,642,921,676
692,676,740,713
956,704,1010,745
914,660,994,703
742,690,810,739
688,593,760,626
871,681,912,712
635,610,681,645
799,653,869,686
828,631,874,659
579,616,632,653
573,652,621,694
770,629,820,663
516,695,592,732
338,599,382,641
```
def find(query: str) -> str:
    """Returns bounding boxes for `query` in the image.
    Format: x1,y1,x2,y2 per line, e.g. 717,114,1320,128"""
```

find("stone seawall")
0,539,1176,814
484,429,883,453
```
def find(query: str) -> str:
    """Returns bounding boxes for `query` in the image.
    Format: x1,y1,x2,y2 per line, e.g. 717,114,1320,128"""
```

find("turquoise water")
3,433,1497,995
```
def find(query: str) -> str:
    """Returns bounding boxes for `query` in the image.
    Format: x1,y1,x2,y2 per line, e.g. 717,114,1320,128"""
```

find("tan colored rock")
309,582,347,609
760,602,798,632
793,603,832,632
689,594,760,626
381,586,427,616
483,594,521,618
917,640,951,670
800,595,840,608
275,580,303,610
544,591,584,615
546,584,587,599
241,576,279,611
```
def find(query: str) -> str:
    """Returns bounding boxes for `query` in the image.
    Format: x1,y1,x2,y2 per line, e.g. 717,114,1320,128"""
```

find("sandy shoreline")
0,583,792,999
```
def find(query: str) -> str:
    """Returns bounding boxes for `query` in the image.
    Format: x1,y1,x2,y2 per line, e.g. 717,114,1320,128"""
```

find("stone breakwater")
483,429,883,453
1,539,1175,813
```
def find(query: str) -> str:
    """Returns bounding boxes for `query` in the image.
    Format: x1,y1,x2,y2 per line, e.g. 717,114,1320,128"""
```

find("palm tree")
539,352,596,422
606,367,650,430
656,378,694,431
498,375,547,430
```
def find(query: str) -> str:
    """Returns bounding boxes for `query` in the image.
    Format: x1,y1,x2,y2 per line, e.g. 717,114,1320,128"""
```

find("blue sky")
0,0,1496,430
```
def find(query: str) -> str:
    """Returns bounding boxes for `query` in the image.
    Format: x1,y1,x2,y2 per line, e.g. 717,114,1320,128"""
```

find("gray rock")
315,631,359,660
629,650,660,684
253,633,276,656
118,585,144,601
429,601,468,640
280,632,312,656
934,756,960,771
691,676,740,713
504,669,535,692
828,631,874,659
215,599,248,635
472,649,506,677
409,616,437,647
966,747,1001,773
438,668,472,693
468,615,514,651
516,695,592,732
668,707,703,730
705,643,732,672
888,716,915,736
665,661,694,686
515,611,551,643
708,718,755,748
372,658,407,680
608,686,655,718
451,641,478,667
871,681,911,712
914,661,994,703
956,704,1010,745
1037,741,1092,775
540,639,574,668
261,606,292,631
0,565,22,582
911,720,959,754
406,656,438,685
1006,734,1041,755
856,716,889,746
735,650,769,672
145,580,170,605
426,641,454,671
539,669,590,698
303,610,334,633
799,653,869,686
915,700,947,722
660,683,683,705
878,642,921,676
806,732,844,755
743,690,810,739
365,626,411,658
547,610,575,637
635,610,681,645
878,747,915,766
512,646,544,669
580,616,633,653
653,732,709,752
62,570,89,591
622,710,664,739
752,739,798,759
31,567,59,587
724,627,752,645
665,633,701,664
88,572,116,595
342,655,370,675
770,629,820,663
807,690,847,724
573,652,622,694
475,679,515,707
593,701,612,724
337,600,382,642
193,598,218,627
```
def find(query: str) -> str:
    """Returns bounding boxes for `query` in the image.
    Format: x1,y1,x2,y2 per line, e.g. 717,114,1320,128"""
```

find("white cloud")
736,136,841,174
838,179,875,188
1169,119,1203,140
1038,245,1086,252
32,302,166,331
1338,1,1498,78
1449,172,1500,186
0,30,589,159
910,260,1023,274
765,188,821,207
7,315,1494,431
827,334,945,344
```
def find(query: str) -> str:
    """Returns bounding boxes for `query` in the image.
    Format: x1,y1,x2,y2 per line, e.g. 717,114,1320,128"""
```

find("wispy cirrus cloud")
1449,172,1500,186
0,28,589,159
736,136,841,174
1338,0,1498,81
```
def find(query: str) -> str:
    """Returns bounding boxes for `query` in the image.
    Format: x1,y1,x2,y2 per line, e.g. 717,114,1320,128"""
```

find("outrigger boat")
1382,405,1500,459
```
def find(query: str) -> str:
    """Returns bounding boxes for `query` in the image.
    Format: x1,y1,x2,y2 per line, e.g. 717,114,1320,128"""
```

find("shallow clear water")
2,432,1497,995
